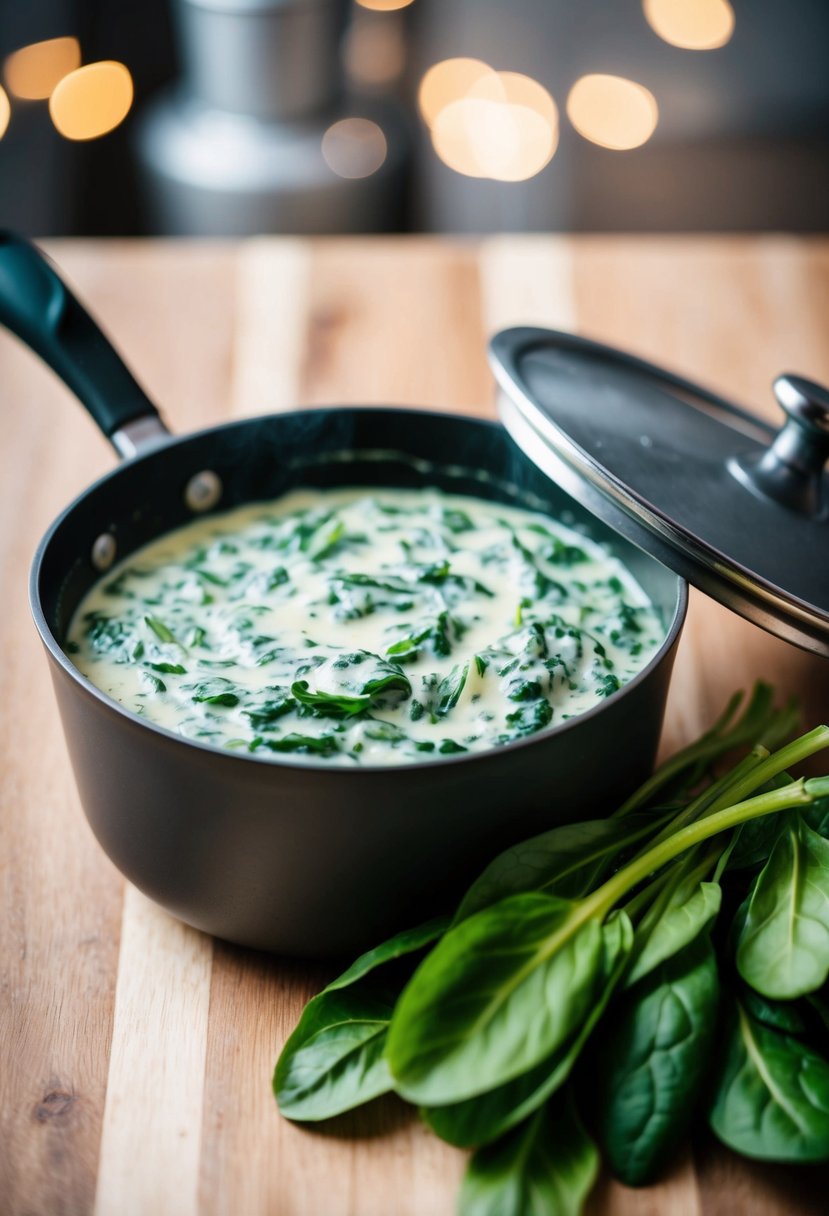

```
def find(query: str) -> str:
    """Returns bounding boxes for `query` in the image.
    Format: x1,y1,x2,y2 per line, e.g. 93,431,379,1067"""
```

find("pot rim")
30,405,689,777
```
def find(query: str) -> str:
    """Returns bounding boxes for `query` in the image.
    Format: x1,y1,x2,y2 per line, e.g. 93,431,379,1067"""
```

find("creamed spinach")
66,489,664,764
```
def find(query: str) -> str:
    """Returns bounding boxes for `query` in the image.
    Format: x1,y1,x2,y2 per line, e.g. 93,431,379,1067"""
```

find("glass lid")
489,326,829,658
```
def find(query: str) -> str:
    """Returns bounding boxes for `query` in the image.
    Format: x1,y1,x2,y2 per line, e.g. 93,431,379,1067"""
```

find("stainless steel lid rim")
498,390,826,623
499,393,828,654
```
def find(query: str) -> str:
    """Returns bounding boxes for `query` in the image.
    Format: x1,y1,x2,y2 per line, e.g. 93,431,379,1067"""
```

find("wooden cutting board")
1,235,828,1216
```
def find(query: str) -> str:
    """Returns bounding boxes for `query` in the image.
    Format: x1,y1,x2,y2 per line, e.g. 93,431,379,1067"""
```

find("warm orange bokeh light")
422,59,558,182
49,61,133,140
4,36,81,100
418,58,494,129
431,101,492,180
322,118,387,179
566,74,658,150
432,94,557,183
467,71,558,130
0,85,10,139
432,76,554,183
356,0,414,10
644,0,735,50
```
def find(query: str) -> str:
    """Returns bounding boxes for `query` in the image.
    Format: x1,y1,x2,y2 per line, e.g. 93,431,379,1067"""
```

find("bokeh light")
344,14,407,87
467,71,558,129
430,101,490,179
566,74,658,150
49,61,133,140
322,118,387,179
356,0,414,10
418,58,494,129
0,85,10,139
643,0,735,50
421,60,558,183
4,36,81,100
433,99,556,182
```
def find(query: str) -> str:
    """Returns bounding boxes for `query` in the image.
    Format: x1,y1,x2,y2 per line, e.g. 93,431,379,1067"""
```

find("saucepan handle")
0,230,170,458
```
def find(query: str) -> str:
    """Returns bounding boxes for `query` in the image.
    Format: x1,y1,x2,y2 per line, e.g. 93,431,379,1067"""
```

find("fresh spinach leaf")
458,1094,599,1216
728,812,794,872
804,797,829,839
625,879,721,989
709,1002,829,1161
741,989,808,1037
423,913,632,1148
454,813,669,924
274,917,448,1122
325,917,450,993
727,773,795,871
736,816,829,999
594,934,719,1186
274,988,394,1121
385,893,607,1105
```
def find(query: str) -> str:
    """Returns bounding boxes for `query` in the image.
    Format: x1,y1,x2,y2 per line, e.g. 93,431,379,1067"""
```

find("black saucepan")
0,232,687,957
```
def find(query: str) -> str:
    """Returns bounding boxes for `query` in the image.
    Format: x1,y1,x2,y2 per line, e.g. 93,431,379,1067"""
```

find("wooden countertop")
1,236,828,1216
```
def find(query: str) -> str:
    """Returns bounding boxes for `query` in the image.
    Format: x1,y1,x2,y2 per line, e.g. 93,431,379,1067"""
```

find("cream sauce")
66,488,664,764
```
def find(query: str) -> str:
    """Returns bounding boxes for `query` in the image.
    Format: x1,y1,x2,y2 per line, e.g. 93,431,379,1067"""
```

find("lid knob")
730,373,829,518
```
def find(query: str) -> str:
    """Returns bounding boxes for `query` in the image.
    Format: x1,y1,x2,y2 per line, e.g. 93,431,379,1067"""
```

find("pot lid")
489,326,829,658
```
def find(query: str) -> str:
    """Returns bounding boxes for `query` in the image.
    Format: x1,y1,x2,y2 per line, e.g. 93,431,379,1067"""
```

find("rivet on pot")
185,470,223,513
91,532,117,571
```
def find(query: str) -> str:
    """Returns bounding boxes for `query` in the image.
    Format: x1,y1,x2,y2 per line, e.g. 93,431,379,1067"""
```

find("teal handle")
0,231,162,441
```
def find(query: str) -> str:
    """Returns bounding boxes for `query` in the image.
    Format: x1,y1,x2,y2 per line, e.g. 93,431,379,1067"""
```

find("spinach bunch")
273,684,829,1212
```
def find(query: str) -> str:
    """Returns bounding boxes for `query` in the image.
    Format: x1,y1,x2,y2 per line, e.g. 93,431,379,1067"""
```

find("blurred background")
0,0,826,237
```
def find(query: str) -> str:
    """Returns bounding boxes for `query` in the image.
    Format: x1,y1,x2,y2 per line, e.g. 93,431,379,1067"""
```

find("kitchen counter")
1,235,828,1215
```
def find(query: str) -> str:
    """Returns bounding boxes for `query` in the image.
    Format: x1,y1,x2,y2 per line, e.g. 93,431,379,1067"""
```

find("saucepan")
0,233,686,956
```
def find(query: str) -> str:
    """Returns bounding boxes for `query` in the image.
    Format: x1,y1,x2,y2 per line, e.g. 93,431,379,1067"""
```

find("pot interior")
34,408,685,654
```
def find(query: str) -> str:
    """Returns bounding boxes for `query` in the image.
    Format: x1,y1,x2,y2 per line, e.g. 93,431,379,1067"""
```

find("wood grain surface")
1,236,828,1216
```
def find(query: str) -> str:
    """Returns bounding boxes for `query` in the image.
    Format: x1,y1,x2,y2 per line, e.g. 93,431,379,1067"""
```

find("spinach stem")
632,840,720,931
613,685,776,817
632,747,768,858
627,725,829,859
587,769,829,921
621,865,675,922
708,727,829,812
